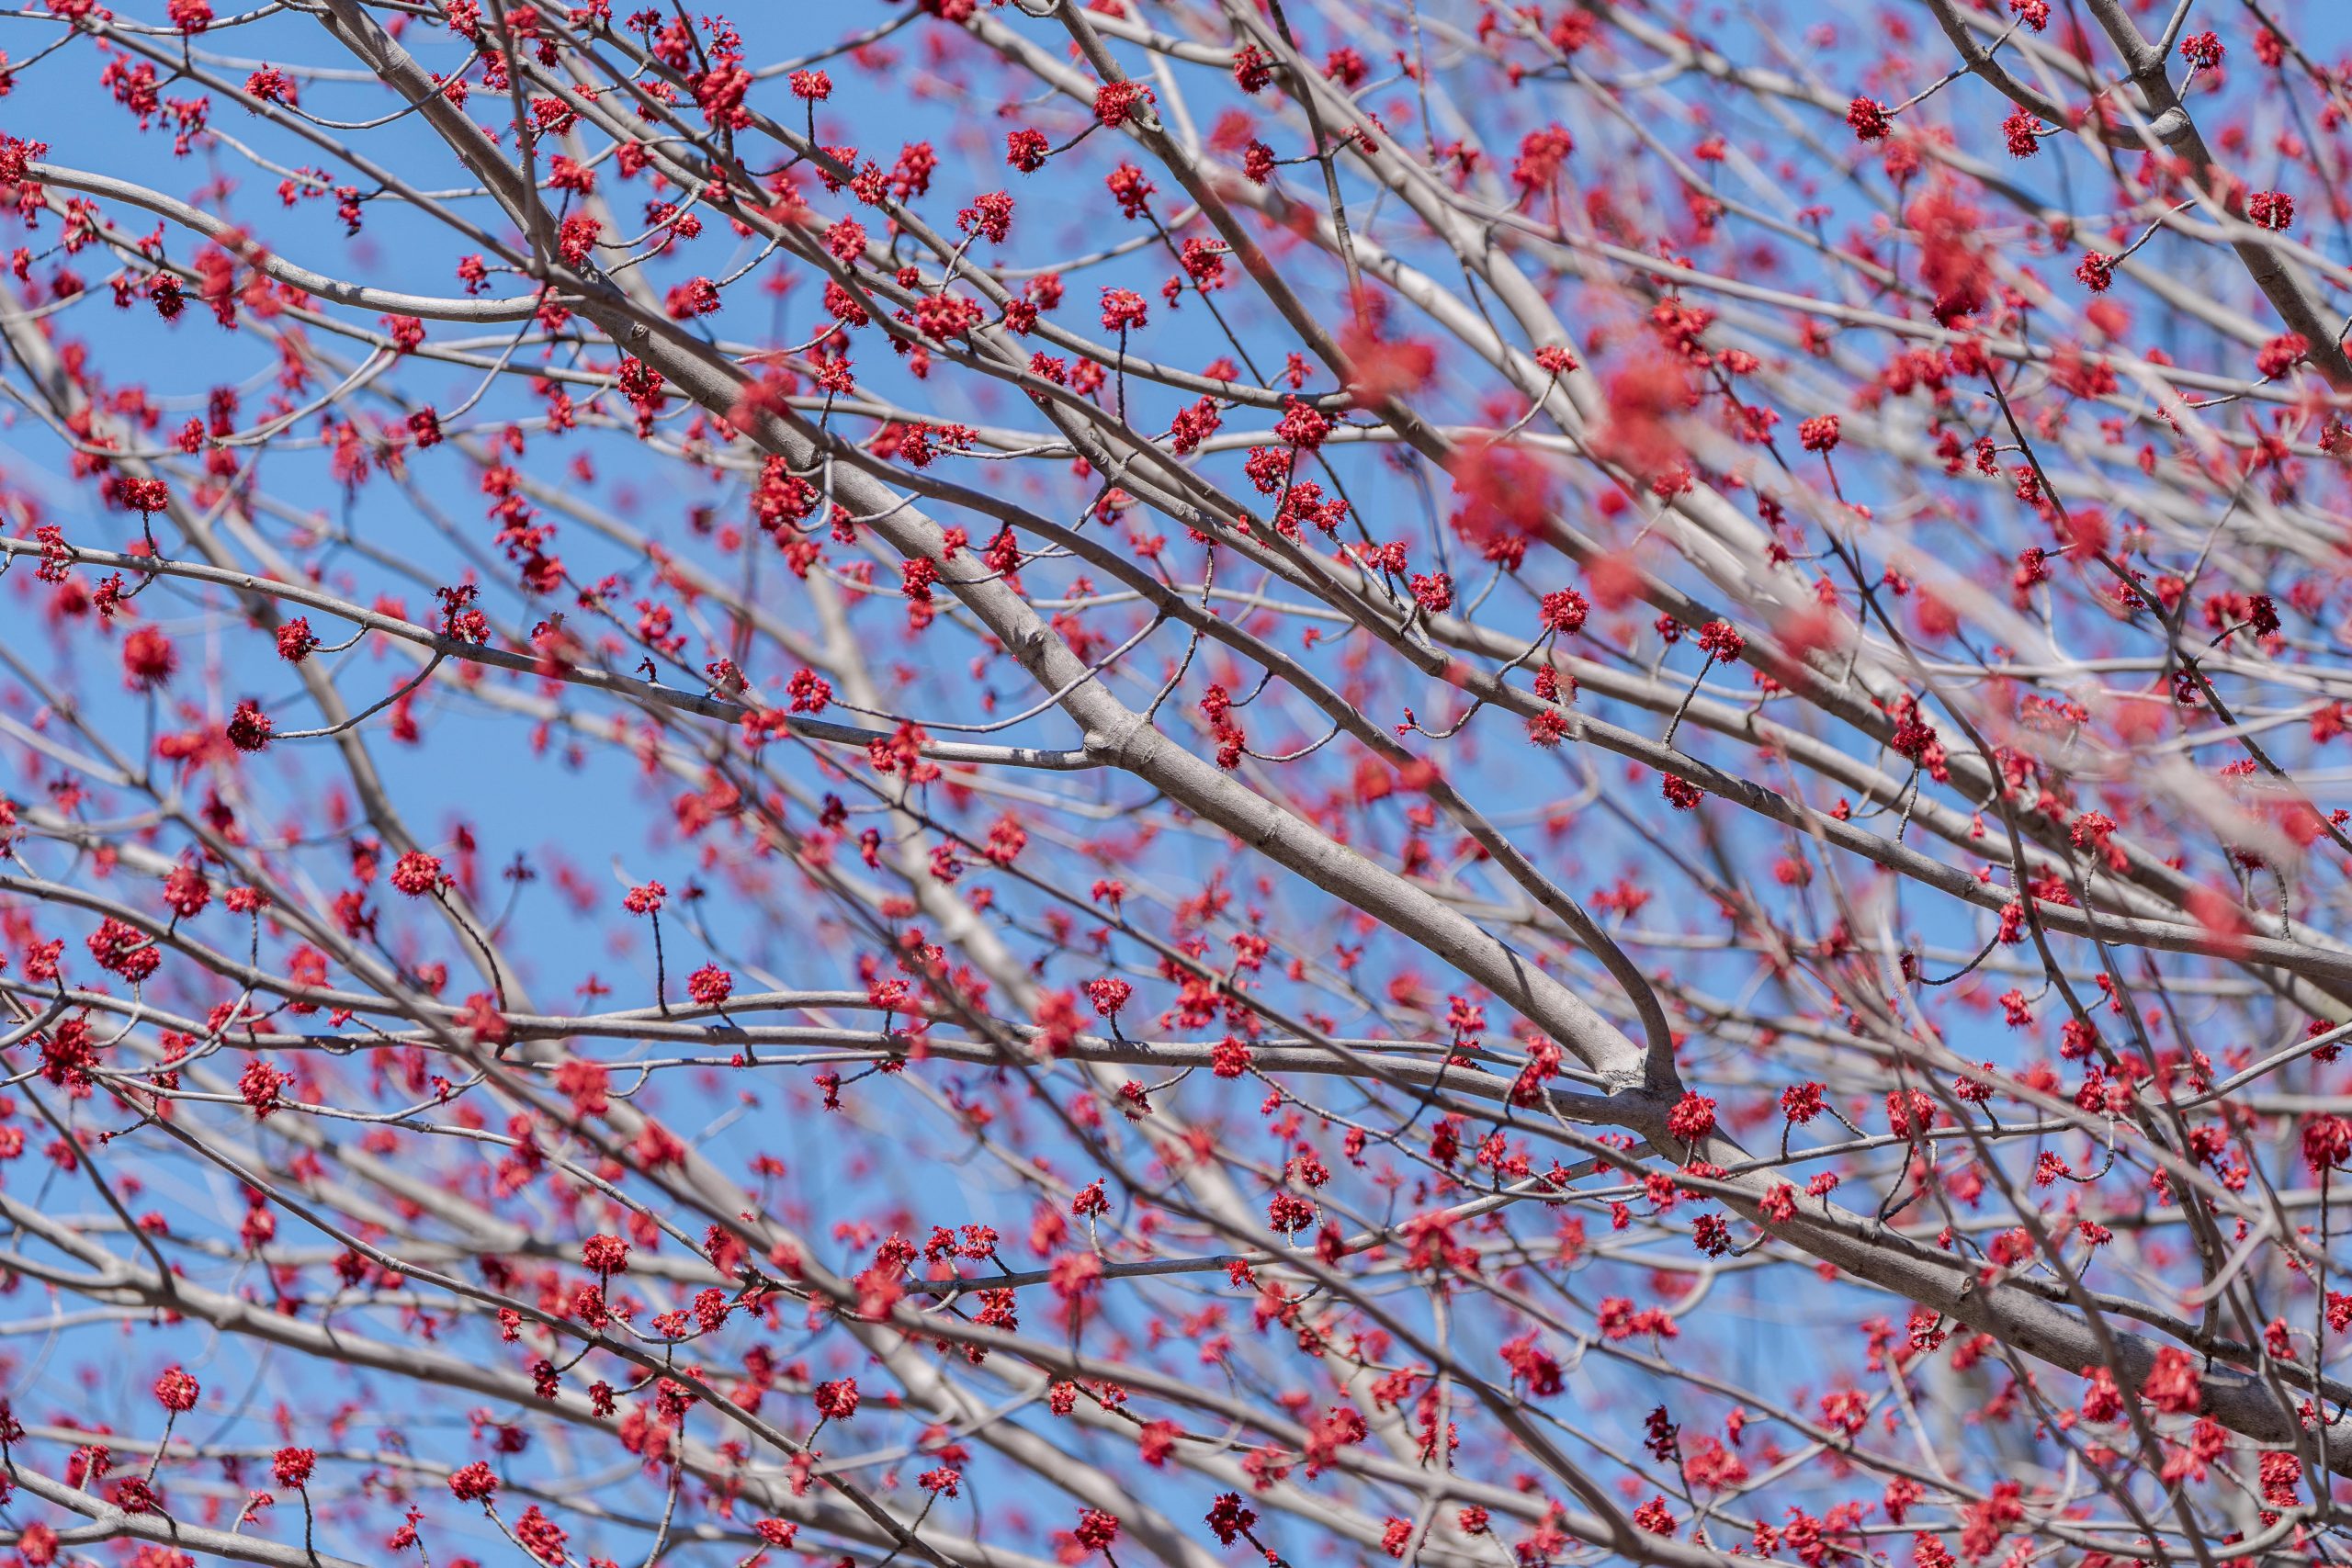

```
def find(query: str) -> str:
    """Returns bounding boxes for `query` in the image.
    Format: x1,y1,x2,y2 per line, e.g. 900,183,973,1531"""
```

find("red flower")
1510,124,1575,192
226,700,274,752
1006,129,1050,172
1781,1082,1825,1122
513,1504,567,1565
2142,1347,2199,1414
240,1058,291,1118
2301,1113,2352,1174
1887,1088,1936,1137
1206,1494,1258,1545
118,477,171,515
2248,190,2294,231
121,626,177,689
663,276,721,319
582,1234,629,1275
389,851,443,897
1666,1091,1717,1144
1274,399,1331,451
1696,619,1745,661
88,918,160,983
153,1366,199,1413
1073,1508,1121,1554
1049,1251,1102,1300
1092,81,1150,126
275,618,319,661
1100,288,1148,333
1539,587,1589,635
557,212,601,267
1105,163,1155,219
458,991,511,1047
2256,332,2309,380
447,1461,498,1502
163,865,209,919
244,66,299,106
813,1377,860,1420
686,964,733,1006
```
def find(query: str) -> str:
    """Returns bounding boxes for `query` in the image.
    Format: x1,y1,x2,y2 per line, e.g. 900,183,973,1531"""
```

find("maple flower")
153,1366,199,1413
447,1461,499,1503
1847,97,1890,141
